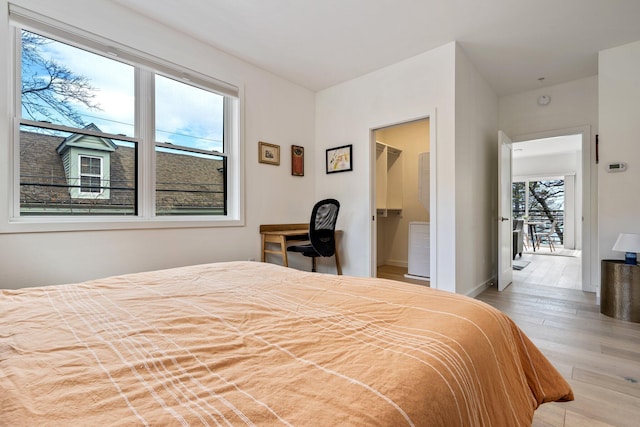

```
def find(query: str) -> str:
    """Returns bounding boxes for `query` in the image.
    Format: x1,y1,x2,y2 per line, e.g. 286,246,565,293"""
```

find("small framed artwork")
258,141,280,165
326,144,352,174
291,145,304,176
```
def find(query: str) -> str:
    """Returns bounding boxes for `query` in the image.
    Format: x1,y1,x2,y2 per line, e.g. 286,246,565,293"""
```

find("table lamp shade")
612,233,640,264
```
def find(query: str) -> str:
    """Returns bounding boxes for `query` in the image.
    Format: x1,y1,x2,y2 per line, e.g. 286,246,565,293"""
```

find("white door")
498,131,513,291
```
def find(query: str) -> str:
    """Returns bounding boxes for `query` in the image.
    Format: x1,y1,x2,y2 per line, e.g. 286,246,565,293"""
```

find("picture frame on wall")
258,141,280,165
326,144,352,174
291,145,304,176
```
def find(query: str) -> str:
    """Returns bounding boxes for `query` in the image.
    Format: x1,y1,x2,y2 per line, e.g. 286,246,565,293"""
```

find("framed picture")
326,144,352,174
258,141,280,165
291,145,304,176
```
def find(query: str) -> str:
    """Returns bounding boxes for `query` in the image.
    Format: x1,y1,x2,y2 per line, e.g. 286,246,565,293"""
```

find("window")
19,123,135,215
154,75,227,216
512,178,565,245
10,7,241,229
79,156,102,194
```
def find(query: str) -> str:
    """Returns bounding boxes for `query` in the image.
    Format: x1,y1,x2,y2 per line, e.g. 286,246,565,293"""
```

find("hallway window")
513,178,564,245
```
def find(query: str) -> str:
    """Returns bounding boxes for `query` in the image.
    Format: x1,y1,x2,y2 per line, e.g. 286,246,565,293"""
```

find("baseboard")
466,277,495,298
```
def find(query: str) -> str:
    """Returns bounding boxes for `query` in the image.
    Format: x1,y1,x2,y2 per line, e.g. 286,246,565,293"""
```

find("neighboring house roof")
20,128,224,214
56,123,118,155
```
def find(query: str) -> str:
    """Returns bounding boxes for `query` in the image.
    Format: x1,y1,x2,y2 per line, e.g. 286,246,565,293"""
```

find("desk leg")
261,234,266,262
280,235,289,267
334,242,342,276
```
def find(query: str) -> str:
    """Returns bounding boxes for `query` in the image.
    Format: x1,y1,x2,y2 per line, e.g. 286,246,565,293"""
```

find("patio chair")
535,220,557,252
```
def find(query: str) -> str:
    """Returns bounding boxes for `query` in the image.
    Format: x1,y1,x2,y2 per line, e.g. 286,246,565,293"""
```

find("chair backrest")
309,199,340,257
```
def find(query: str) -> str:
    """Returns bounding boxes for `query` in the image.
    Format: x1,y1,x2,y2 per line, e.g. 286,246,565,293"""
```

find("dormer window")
79,156,103,195
56,123,116,201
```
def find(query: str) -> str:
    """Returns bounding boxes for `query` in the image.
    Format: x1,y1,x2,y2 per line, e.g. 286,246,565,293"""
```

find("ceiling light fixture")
537,95,551,106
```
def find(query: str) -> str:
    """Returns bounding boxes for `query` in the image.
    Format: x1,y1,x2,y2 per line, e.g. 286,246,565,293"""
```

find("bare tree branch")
21,31,101,127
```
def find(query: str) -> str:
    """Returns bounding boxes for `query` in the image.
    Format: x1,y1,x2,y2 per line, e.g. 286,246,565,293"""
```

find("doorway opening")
511,133,583,290
372,118,430,286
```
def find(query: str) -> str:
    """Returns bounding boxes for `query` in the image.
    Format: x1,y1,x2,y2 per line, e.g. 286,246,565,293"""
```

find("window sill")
0,216,244,234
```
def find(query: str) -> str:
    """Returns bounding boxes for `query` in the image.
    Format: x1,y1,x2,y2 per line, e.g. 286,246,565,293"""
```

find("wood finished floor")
513,251,582,290
478,270,640,426
380,258,640,426
377,264,430,287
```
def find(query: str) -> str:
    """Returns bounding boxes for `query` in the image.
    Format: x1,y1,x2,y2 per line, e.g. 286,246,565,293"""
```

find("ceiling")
512,135,581,159
112,0,640,95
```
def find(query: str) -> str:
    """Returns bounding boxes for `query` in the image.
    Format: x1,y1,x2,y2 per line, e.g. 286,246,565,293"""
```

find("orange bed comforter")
0,261,572,426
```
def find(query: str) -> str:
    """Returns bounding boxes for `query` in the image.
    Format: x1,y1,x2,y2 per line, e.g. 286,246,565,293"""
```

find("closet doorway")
372,118,430,286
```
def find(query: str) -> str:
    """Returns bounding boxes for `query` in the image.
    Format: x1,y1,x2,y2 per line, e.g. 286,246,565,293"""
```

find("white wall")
599,40,640,265
453,44,499,296
315,42,498,295
315,42,457,290
0,0,317,288
498,76,598,290
499,76,598,138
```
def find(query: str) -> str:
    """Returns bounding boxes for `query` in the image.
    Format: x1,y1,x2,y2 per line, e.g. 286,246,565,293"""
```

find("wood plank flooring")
513,251,582,290
377,264,430,287
380,258,640,425
478,275,640,426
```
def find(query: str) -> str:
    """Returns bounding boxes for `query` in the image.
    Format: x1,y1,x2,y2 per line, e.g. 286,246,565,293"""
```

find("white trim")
513,173,575,181
465,277,494,298
3,217,245,234
429,109,437,290
404,274,430,282
10,28,20,220
78,154,104,196
138,67,153,219
3,8,245,233
512,125,594,292
8,4,239,98
370,109,437,288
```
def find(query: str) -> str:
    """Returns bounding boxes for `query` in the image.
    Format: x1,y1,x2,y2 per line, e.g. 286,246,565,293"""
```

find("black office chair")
287,199,342,274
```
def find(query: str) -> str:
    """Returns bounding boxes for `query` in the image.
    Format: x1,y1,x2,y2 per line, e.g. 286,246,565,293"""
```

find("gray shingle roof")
20,130,225,215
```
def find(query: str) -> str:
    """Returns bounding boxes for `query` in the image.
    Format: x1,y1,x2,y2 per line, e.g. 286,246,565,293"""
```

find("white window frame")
78,155,103,196
3,5,244,233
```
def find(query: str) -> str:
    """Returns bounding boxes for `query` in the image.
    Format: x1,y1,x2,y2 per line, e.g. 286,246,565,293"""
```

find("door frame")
510,125,594,292
498,131,513,291
369,110,437,287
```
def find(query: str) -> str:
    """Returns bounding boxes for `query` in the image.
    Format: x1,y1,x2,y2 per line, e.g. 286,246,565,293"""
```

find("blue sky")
22,30,224,152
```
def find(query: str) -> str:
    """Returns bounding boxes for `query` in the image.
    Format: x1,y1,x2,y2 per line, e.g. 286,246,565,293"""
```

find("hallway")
513,250,582,290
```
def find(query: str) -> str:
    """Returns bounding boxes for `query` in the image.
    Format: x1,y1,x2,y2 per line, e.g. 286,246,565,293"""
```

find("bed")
0,261,572,426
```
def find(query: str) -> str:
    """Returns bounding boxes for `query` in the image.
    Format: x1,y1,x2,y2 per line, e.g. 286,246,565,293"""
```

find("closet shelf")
376,141,403,216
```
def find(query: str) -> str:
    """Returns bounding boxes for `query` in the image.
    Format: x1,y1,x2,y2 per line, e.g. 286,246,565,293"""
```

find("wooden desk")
260,223,342,274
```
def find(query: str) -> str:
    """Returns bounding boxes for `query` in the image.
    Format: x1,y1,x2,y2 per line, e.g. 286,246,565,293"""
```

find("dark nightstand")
600,260,640,323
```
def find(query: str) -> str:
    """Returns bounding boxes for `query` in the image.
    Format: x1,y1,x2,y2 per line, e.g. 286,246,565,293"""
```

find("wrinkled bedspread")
0,261,572,426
